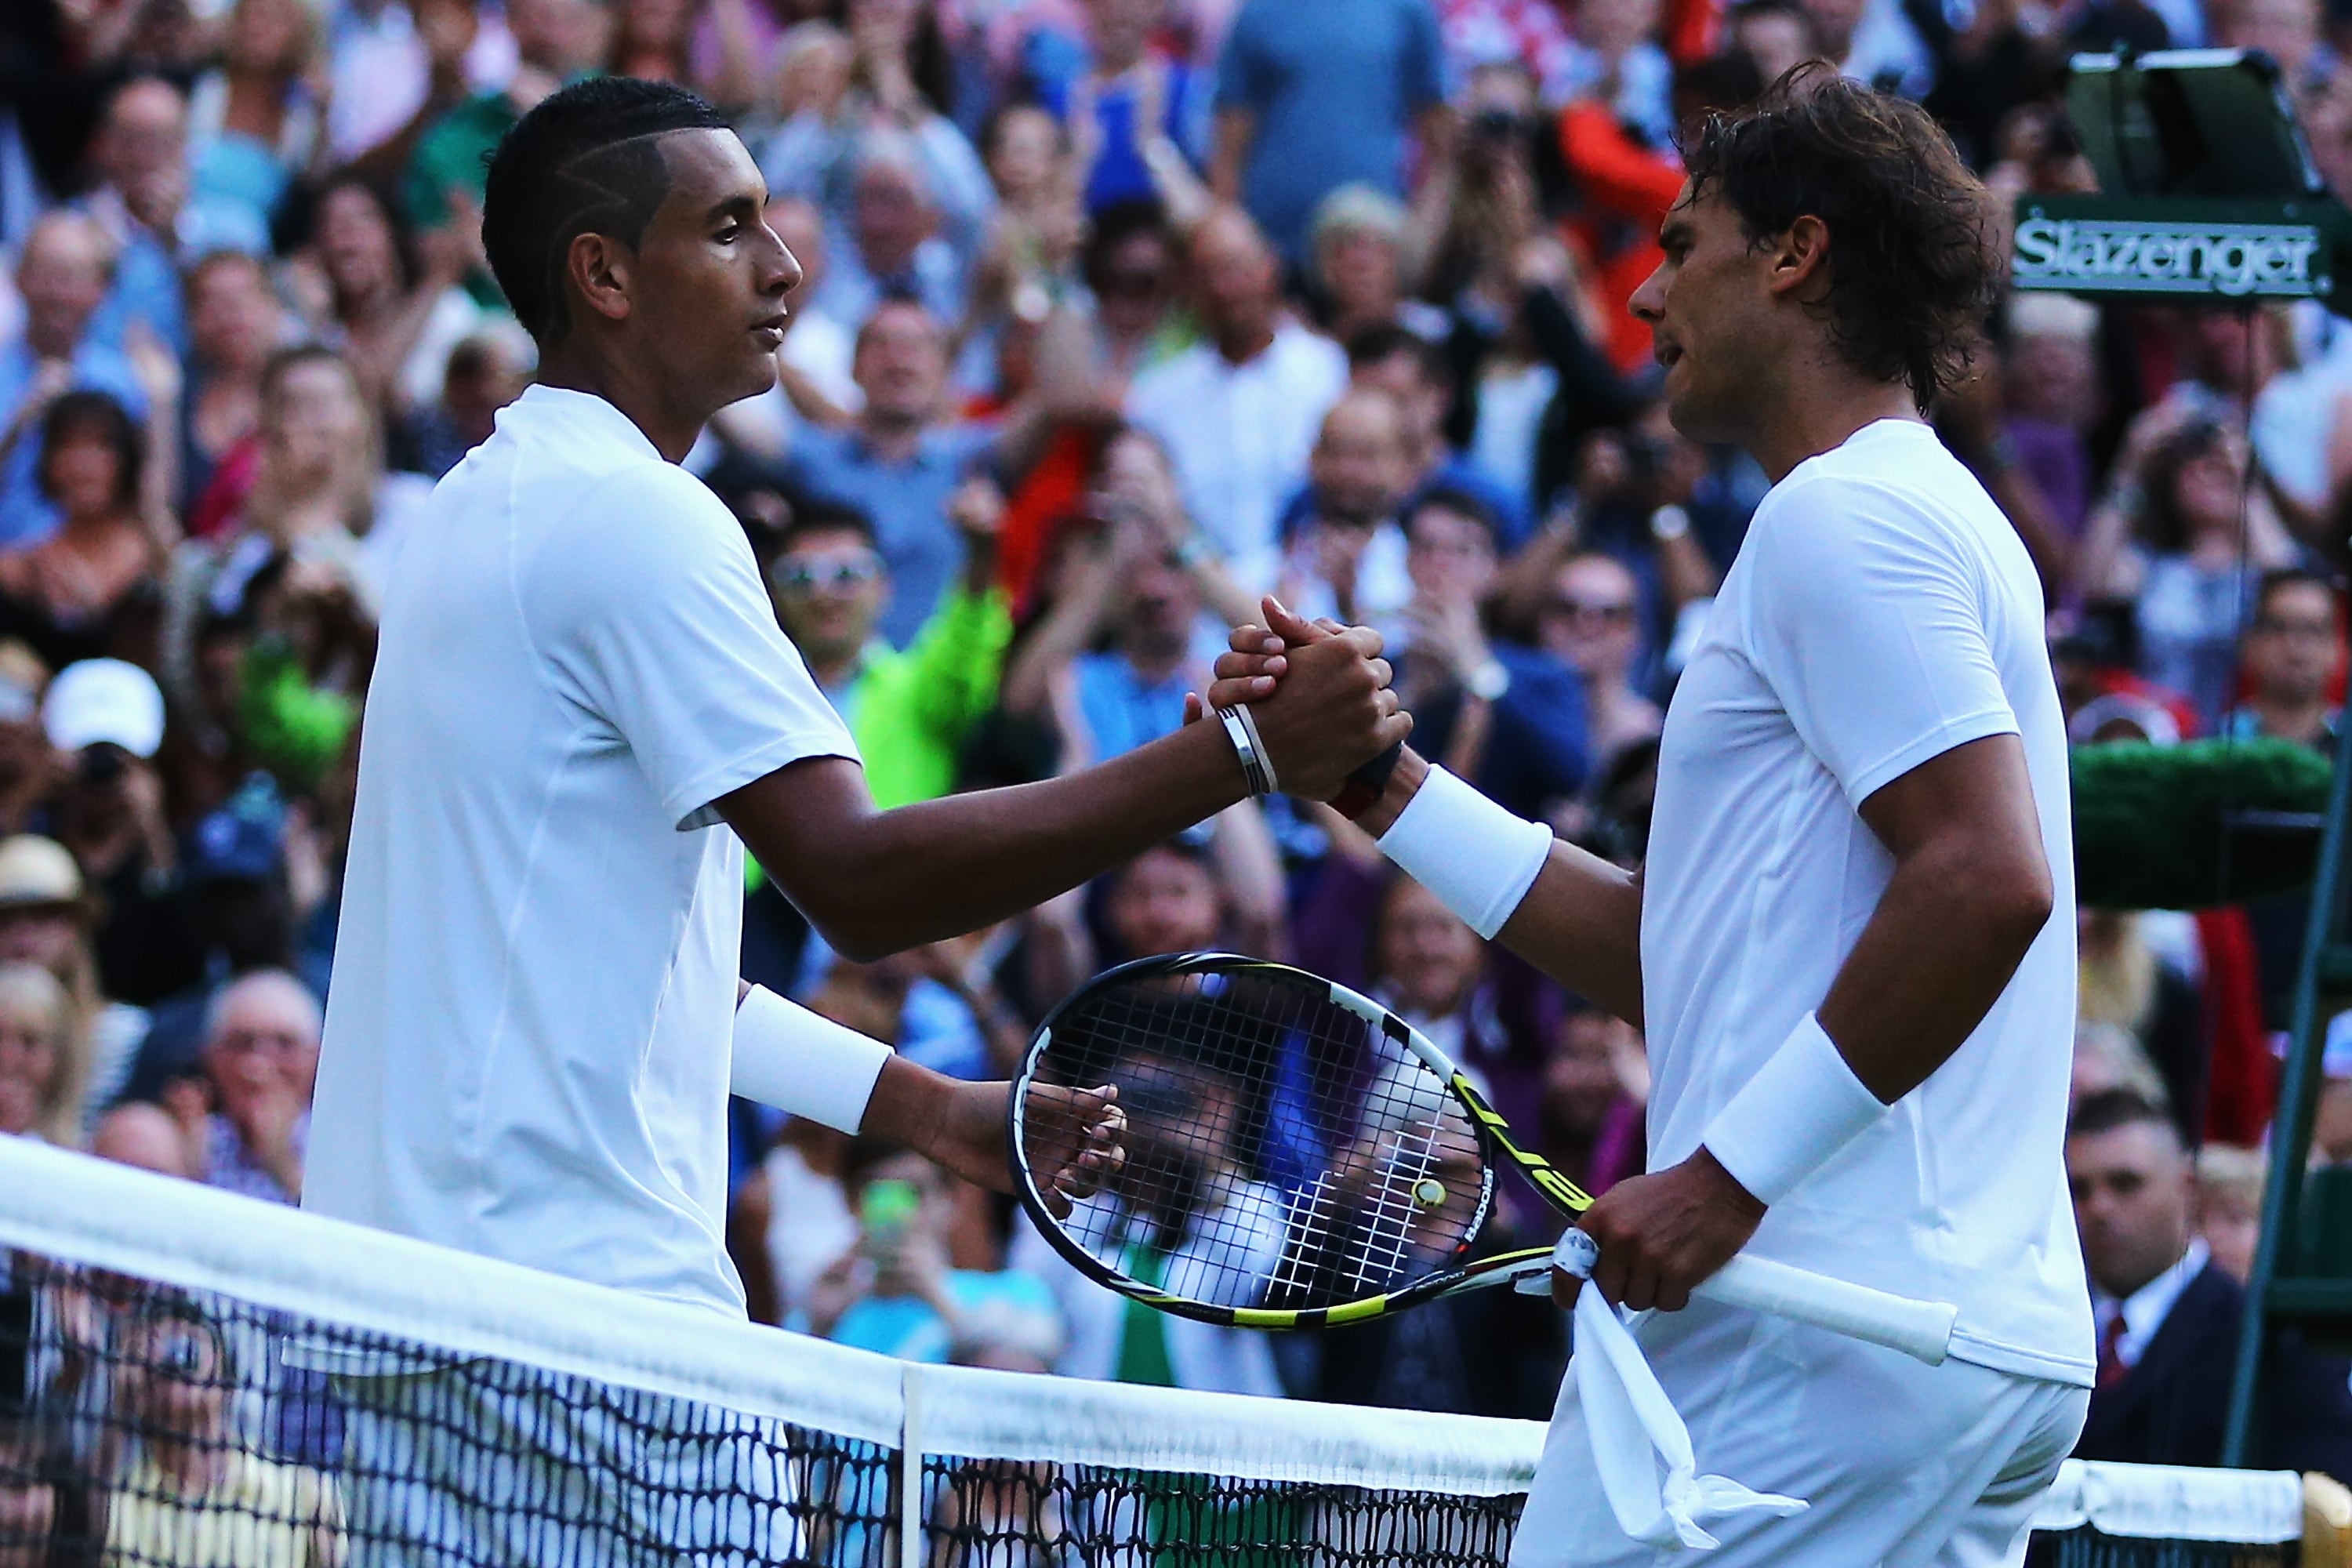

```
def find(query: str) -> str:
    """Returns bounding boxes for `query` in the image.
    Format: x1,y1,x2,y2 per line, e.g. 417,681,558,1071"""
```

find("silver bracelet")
1215,706,1274,796
1232,702,1279,795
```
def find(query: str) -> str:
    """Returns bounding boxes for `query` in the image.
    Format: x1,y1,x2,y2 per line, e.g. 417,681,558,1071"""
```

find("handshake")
1185,596,1416,809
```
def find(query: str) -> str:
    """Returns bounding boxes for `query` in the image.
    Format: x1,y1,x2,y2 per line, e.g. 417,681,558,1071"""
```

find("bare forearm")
727,724,1247,959
1816,846,2048,1103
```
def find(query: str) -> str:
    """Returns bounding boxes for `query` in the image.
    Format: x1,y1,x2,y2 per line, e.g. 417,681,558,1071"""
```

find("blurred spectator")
768,485,1011,807
2068,1088,2352,1475
180,252,286,512
403,0,613,281
2194,1143,2265,1284
2071,1018,2172,1111
827,131,986,330
2078,911,2203,1130
802,1134,1058,1361
1126,206,1346,586
1533,552,1661,796
1277,390,1414,632
1541,1005,1646,1202
1208,0,1447,265
0,212,151,549
80,77,203,358
2223,568,2343,749
303,174,482,416
736,1112,857,1328
1306,186,1443,347
117,967,319,1207
100,1296,343,1563
326,0,518,169
611,0,703,88
780,299,1001,646
1998,292,2103,554
2319,1014,2352,1166
1799,0,1934,98
0,965,83,1147
187,0,326,249
0,1401,100,1567
0,394,162,673
393,328,532,479
41,659,194,1008
1348,323,1533,550
1552,0,1673,145
0,835,143,1126
0,650,55,843
1733,0,1824,82
1393,488,1587,818
1029,0,1209,218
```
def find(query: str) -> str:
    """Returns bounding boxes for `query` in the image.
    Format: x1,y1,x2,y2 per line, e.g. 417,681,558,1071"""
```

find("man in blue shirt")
1210,0,1450,264
0,212,150,547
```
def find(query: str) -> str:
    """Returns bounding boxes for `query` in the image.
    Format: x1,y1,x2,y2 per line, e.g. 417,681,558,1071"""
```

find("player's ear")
566,231,634,328
1766,214,1832,303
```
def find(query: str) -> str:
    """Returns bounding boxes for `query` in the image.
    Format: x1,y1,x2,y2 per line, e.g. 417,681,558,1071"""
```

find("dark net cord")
0,1249,2303,1567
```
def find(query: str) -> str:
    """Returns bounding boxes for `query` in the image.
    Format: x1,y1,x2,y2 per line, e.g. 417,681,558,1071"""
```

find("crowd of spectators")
3,0,2352,1482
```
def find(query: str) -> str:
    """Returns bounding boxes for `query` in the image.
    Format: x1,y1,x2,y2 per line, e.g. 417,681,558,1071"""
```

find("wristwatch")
1466,658,1511,702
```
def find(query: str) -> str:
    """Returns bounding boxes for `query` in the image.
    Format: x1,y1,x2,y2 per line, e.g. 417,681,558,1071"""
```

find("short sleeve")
1743,476,2019,809
538,467,858,829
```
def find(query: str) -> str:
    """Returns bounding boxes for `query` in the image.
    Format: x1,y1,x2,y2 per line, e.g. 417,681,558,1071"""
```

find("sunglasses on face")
775,556,884,593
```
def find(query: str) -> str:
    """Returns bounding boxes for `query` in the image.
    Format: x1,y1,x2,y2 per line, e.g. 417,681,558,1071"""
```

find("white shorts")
332,1365,812,1566
1509,1296,2090,1568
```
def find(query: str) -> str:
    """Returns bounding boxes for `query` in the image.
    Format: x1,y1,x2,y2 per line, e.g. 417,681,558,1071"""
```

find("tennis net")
0,1135,2325,1566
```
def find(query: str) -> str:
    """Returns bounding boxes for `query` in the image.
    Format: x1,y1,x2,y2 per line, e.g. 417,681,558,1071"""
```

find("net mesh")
0,1138,2313,1568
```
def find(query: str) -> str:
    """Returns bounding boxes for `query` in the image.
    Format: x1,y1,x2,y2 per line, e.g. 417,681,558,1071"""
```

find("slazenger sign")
2013,216,2326,299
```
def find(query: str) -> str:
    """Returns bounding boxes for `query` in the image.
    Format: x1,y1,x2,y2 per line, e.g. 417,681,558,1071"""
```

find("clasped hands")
1185,596,1412,800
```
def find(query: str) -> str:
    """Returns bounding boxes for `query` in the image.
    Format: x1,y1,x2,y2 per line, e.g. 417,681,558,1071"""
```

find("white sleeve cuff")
731,985,894,1134
1374,765,1554,940
1700,1011,1887,1207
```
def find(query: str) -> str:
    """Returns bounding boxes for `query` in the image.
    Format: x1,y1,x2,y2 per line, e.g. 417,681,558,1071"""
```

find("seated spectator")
0,392,165,672
768,489,1011,808
818,131,986,332
1305,185,1442,347
42,660,199,1009
1101,840,1222,961
80,76,207,358
102,1297,343,1565
2070,1019,2171,1112
2068,1088,2352,1476
1541,1005,1646,1206
782,299,1001,646
0,212,151,549
180,251,287,513
0,834,144,1123
2224,568,2343,750
1345,324,1532,551
1276,390,1413,633
737,1112,858,1328
0,647,56,841
187,0,325,250
1998,292,2103,553
305,173,482,416
0,964,85,1147
1552,0,1673,146
1126,207,1348,587
1393,488,1588,818
801,1135,1058,1363
162,969,321,1206
394,328,534,480
2194,1143,2265,1285
1534,551,1662,797
1733,0,1824,83
2078,909,2203,1127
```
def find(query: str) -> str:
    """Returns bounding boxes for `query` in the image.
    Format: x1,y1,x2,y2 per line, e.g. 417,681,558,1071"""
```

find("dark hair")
2136,419,2230,557
2068,1087,2179,1144
1082,198,1171,294
852,291,941,358
2255,566,2336,622
481,78,731,344
36,391,143,512
1345,321,1451,391
775,499,879,554
1403,485,1500,549
310,172,419,296
1679,66,1998,410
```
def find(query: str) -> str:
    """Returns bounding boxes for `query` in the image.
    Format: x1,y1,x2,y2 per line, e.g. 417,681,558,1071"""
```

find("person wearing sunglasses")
1534,552,1661,795
768,483,1011,810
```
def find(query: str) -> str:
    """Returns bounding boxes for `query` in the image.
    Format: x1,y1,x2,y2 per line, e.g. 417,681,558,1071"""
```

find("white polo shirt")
306,386,858,1316
1645,419,2095,1387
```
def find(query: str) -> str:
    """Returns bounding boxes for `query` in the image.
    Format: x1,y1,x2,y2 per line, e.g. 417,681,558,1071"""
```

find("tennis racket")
1009,952,1958,1366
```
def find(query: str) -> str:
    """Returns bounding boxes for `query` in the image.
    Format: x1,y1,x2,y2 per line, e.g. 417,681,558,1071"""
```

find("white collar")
494,384,665,463
2096,1237,2209,1368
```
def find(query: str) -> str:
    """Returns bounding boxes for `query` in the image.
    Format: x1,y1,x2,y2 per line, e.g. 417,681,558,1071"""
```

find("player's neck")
533,344,713,465
1743,362,1922,485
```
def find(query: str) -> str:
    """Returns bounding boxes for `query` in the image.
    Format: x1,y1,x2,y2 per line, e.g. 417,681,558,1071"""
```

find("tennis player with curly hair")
1218,69,2094,1566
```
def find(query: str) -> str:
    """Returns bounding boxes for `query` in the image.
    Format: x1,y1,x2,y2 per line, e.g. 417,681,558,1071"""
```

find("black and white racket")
1010,953,1958,1364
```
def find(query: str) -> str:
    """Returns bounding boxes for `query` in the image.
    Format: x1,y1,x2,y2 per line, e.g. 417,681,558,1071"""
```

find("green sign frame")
2011,196,2347,307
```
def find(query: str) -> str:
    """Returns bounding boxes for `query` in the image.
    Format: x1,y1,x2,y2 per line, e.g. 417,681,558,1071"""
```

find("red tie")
2096,1311,2129,1389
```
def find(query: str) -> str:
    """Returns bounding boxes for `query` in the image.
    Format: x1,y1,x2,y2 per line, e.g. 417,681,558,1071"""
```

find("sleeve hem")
670,729,863,831
1840,707,2020,811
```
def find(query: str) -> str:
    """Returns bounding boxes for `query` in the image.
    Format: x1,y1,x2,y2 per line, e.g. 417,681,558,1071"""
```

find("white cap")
43,659,165,759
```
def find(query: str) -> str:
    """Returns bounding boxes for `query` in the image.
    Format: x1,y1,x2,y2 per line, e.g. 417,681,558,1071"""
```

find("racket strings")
1026,964,1494,1314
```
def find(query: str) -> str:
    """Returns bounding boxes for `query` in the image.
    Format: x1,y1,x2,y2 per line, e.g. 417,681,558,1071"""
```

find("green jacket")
839,583,1014,809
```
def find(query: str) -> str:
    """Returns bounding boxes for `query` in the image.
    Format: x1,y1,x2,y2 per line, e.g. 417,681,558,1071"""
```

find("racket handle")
1695,1254,1958,1367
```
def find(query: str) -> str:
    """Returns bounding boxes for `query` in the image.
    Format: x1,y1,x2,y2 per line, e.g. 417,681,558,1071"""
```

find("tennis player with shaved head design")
300,76,1406,1560
1216,71,2094,1567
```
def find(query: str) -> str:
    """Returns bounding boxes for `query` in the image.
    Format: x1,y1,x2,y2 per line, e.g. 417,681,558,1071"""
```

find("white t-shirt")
1644,419,2093,1387
1124,321,1348,590
306,385,858,1316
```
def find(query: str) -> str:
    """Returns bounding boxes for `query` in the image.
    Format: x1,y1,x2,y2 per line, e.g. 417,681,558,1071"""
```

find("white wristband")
1374,764,1553,940
1700,1011,1887,1207
731,985,894,1134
